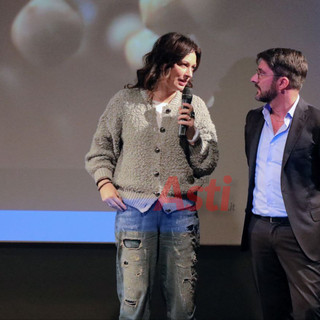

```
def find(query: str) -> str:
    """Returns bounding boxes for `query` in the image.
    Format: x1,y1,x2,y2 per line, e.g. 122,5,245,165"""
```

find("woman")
85,32,218,320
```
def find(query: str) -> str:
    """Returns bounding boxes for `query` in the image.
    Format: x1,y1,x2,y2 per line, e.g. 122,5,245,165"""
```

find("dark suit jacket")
241,98,320,261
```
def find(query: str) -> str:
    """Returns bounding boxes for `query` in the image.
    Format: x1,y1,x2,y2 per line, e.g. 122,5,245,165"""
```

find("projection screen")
1,0,319,244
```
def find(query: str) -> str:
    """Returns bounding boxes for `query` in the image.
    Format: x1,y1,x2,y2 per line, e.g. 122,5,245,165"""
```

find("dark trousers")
248,215,320,320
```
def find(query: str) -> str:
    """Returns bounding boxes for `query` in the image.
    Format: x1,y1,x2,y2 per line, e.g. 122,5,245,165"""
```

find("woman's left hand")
178,103,195,140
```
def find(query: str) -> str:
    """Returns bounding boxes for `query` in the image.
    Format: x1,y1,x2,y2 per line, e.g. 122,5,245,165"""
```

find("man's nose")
251,73,258,83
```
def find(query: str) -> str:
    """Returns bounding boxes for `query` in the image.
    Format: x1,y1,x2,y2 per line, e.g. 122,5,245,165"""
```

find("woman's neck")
151,86,177,103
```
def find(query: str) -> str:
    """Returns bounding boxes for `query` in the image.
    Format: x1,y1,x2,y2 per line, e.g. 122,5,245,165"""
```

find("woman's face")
161,51,197,93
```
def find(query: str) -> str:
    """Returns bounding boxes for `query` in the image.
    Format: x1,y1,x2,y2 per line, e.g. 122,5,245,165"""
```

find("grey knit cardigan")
85,88,219,212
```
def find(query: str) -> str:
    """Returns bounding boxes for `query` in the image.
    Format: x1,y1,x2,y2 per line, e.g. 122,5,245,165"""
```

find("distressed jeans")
115,201,200,320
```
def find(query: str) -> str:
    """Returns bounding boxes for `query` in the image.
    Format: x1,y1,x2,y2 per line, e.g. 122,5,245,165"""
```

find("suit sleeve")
244,110,253,166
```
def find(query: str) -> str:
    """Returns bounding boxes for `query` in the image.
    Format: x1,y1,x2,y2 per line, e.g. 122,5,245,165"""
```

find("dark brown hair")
126,32,201,91
257,48,308,90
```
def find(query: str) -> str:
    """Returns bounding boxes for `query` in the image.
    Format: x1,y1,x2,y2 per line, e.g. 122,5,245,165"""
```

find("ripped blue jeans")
115,201,200,320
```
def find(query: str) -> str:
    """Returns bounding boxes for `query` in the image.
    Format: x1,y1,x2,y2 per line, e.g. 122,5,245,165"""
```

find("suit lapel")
282,98,309,168
248,109,265,169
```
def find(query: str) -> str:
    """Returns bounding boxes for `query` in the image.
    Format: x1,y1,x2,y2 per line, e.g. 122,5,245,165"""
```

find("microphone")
178,86,193,137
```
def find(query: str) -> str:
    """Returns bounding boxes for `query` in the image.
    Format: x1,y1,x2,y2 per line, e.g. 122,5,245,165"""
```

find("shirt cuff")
187,128,200,144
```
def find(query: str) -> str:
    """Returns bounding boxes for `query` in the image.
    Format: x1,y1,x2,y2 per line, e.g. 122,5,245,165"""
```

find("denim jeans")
115,201,200,320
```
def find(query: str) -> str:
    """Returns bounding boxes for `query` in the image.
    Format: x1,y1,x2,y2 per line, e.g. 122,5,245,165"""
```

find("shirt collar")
262,95,300,119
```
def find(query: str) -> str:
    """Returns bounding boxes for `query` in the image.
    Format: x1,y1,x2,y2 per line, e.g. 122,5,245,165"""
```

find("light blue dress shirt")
252,96,299,217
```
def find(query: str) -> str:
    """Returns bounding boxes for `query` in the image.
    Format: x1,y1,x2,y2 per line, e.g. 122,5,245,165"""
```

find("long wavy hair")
126,32,201,92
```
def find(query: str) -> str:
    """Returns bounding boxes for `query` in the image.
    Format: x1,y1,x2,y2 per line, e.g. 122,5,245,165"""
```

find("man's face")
251,59,278,103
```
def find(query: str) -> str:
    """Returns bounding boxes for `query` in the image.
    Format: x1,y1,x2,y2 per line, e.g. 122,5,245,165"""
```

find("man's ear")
278,76,290,91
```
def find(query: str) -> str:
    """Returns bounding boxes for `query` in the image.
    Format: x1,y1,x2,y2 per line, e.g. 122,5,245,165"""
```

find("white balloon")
11,0,84,66
139,0,175,26
107,13,143,51
124,29,158,70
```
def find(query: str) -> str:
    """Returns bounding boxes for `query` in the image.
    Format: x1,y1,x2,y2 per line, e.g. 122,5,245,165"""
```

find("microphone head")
182,86,193,103
182,86,192,96
179,86,193,137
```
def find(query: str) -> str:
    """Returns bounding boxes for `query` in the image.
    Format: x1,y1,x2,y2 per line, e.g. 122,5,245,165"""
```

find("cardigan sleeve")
187,95,219,178
85,91,124,184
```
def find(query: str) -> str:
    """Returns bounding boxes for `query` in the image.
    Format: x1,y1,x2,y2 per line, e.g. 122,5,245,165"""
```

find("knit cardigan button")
187,176,195,184
154,172,159,177
160,127,166,133
155,147,160,153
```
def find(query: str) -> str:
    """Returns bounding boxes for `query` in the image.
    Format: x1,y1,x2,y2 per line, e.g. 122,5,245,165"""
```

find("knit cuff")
93,168,113,185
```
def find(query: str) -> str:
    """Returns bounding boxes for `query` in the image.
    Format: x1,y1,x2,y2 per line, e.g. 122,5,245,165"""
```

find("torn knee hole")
186,224,199,237
183,276,197,289
187,224,194,232
183,268,197,283
123,239,141,249
125,299,137,308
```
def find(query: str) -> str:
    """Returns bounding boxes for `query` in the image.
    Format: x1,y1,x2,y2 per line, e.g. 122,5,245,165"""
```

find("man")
241,48,320,319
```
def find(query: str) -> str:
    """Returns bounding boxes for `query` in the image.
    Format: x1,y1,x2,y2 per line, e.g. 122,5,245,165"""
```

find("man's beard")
255,80,278,103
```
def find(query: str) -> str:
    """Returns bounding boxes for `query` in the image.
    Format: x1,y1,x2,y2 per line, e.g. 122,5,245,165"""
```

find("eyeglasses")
256,69,281,79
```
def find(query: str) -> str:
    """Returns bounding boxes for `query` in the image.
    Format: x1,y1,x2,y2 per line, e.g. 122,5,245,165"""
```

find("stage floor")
0,244,262,319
